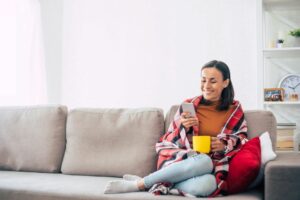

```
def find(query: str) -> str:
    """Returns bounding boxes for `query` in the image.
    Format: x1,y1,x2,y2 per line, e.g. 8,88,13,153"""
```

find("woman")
104,60,248,197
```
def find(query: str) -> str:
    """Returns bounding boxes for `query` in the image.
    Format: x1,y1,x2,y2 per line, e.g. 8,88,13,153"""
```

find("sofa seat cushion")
0,171,262,200
62,108,164,177
0,106,68,172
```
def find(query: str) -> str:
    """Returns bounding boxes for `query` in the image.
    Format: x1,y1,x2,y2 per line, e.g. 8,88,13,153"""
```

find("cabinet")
259,0,300,151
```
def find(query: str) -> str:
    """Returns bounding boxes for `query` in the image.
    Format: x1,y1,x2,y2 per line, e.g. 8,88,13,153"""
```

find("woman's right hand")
180,112,199,131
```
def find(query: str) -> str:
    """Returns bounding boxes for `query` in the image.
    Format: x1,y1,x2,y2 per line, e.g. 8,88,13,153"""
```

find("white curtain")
0,0,16,100
0,0,47,105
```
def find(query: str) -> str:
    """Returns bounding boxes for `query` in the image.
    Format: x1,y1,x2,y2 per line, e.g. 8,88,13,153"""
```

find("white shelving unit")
264,101,300,105
263,47,300,58
259,0,300,151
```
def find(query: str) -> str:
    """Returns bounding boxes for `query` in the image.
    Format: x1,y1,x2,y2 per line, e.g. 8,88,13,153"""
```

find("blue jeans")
144,154,216,197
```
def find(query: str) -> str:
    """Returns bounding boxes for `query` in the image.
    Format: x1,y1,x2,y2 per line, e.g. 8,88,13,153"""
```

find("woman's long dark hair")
201,60,234,111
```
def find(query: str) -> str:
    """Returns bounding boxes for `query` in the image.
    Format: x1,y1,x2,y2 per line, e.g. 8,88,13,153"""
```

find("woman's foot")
123,174,145,190
104,180,139,194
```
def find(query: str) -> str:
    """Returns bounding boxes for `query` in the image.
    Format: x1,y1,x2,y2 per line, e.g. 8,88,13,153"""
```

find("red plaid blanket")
151,96,248,197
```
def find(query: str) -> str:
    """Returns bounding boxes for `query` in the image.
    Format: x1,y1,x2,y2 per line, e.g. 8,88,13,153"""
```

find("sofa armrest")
265,152,300,200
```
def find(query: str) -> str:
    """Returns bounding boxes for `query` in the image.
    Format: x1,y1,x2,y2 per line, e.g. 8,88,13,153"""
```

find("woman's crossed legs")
104,154,217,197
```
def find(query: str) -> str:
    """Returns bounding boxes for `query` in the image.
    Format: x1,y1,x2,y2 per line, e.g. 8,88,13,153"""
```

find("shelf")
264,101,300,105
264,0,300,10
275,150,299,153
264,0,300,3
263,48,300,58
261,0,300,153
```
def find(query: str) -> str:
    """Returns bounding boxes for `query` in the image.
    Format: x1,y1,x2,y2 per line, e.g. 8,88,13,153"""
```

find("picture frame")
264,88,284,101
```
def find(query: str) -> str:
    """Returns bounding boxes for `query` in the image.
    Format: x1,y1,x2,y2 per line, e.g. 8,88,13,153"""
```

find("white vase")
292,37,300,47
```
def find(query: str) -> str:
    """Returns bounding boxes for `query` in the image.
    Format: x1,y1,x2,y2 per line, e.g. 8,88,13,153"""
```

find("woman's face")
201,67,229,102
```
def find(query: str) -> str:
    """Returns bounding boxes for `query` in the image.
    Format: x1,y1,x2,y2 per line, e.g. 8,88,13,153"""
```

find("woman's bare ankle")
137,179,145,190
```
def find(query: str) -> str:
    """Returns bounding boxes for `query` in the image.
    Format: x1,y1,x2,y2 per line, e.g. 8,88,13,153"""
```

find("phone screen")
181,103,196,117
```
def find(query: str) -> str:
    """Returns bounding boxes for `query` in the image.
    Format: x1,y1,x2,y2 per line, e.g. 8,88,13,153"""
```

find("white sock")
104,180,139,194
123,174,142,181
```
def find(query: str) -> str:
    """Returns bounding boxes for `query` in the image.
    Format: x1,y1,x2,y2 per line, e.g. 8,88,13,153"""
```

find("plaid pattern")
149,182,196,198
152,96,248,197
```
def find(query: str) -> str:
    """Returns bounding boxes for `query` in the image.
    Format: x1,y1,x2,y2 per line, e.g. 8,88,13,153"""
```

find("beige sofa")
0,105,299,200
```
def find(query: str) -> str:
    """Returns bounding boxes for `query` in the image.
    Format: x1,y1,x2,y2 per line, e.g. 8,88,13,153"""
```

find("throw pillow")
260,131,277,164
227,137,261,194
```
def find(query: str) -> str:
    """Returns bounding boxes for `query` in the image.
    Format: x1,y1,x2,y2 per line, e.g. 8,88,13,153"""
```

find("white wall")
61,0,258,112
40,0,63,104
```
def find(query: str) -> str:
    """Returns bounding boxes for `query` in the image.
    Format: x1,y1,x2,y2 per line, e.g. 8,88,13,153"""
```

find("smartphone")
181,102,196,117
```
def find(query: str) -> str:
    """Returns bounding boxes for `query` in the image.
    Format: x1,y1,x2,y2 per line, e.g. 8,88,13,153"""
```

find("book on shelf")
277,140,293,148
277,122,296,127
277,128,295,136
276,122,296,151
276,147,294,151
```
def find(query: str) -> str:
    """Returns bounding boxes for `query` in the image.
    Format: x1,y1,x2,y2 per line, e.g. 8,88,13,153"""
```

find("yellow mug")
192,136,211,153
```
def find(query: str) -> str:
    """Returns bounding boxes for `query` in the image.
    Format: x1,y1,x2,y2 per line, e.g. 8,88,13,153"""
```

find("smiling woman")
200,60,234,111
104,60,249,197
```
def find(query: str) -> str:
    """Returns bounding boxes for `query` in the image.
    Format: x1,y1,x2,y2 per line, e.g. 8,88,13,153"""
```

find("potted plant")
289,28,300,47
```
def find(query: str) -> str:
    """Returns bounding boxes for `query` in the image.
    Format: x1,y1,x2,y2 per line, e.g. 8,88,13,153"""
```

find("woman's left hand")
211,137,226,152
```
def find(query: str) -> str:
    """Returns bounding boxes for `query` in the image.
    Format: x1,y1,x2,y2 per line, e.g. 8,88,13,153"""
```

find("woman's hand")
180,112,199,131
211,137,226,152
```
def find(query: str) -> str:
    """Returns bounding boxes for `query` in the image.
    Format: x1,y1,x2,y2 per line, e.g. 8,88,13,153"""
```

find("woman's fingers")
211,144,221,149
211,145,222,152
211,137,225,152
186,118,198,126
182,121,197,128
180,116,198,129
211,143,220,148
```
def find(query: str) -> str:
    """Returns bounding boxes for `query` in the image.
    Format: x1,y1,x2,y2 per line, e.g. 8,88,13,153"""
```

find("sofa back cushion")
165,105,277,150
61,108,164,177
0,105,68,172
